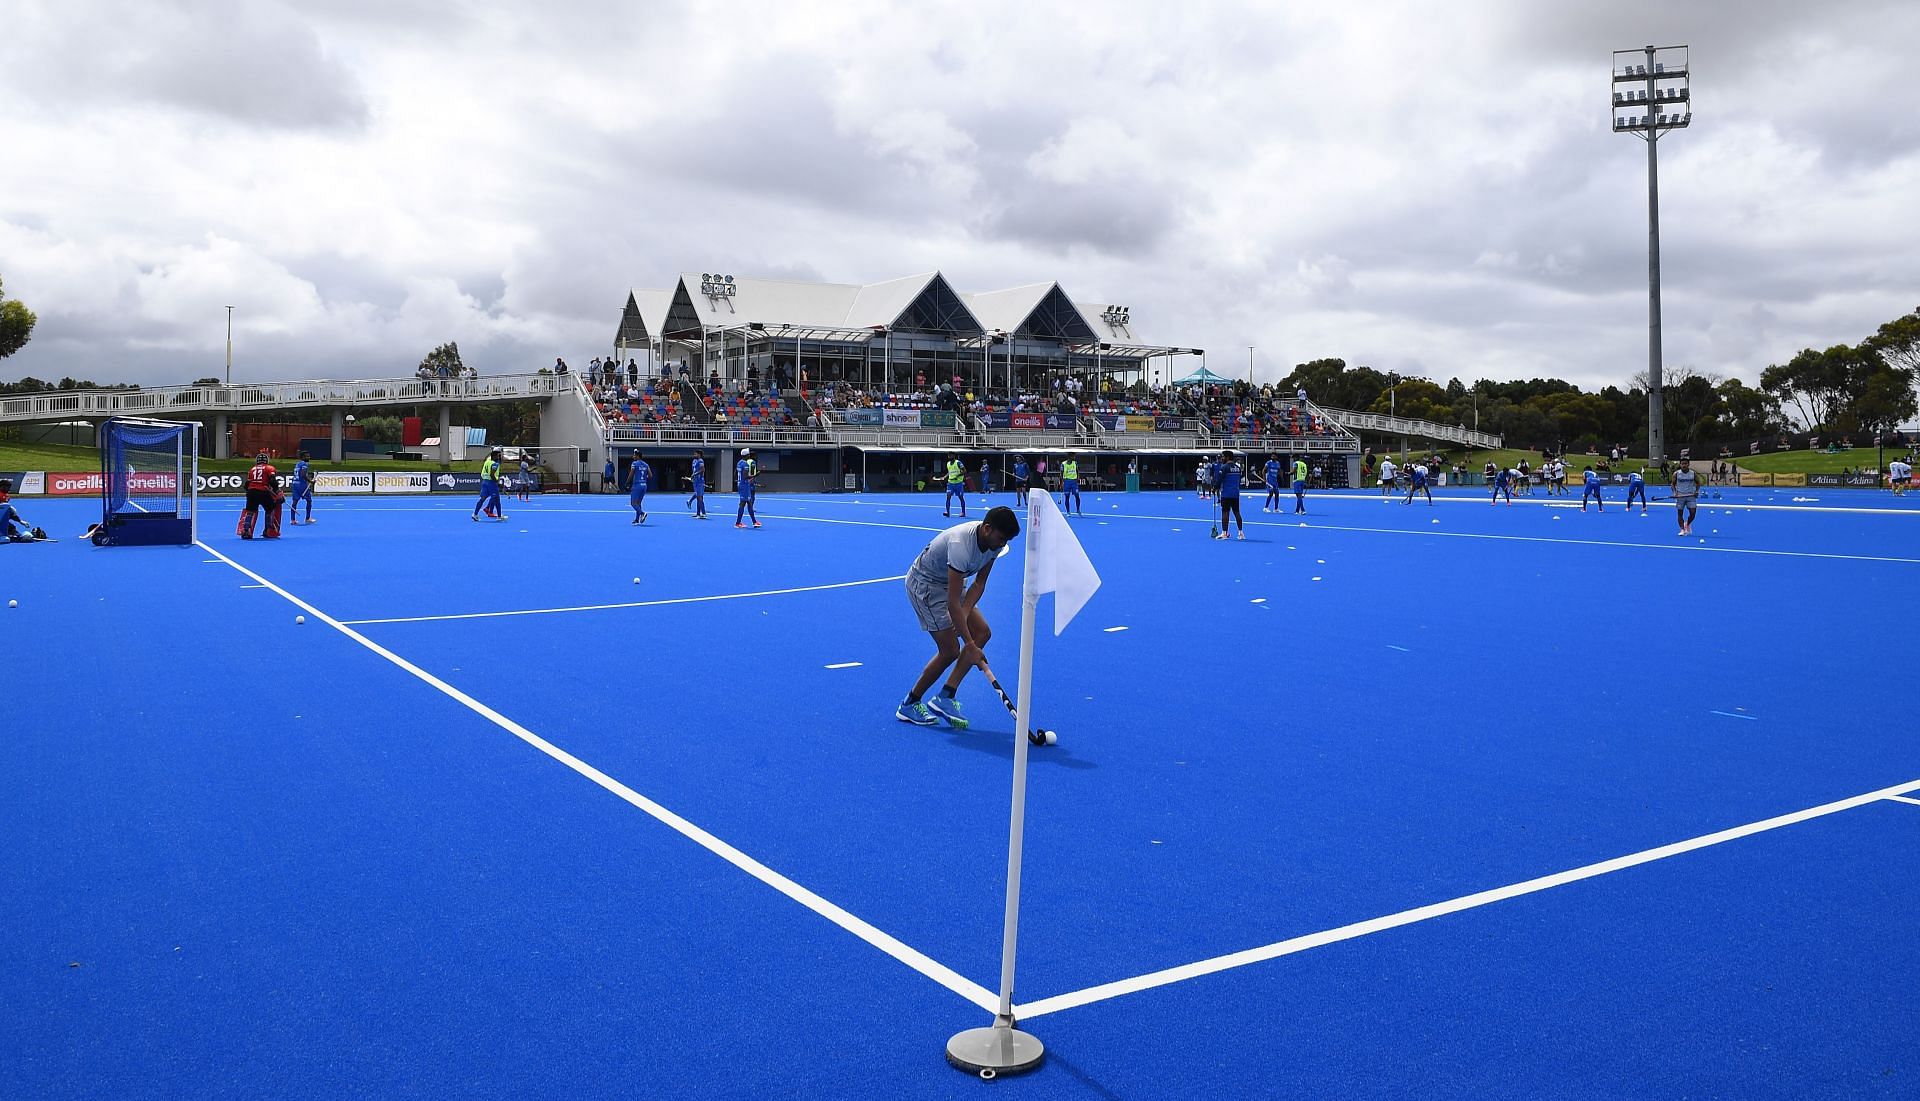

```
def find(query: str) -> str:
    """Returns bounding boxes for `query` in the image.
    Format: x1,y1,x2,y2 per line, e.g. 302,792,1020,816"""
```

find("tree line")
1276,307,1918,453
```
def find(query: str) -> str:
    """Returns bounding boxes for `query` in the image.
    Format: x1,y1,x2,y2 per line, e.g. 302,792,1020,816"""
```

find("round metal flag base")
947,1025,1045,1079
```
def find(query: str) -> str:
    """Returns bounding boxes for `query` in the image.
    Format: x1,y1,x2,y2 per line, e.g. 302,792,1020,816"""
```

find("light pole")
225,305,235,385
1613,43,1691,465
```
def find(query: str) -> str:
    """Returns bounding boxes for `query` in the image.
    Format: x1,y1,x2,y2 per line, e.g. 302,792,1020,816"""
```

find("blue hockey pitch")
4,485,1918,1099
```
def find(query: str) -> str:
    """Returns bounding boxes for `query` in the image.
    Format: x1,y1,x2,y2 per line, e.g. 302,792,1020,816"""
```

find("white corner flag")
1025,488,1101,635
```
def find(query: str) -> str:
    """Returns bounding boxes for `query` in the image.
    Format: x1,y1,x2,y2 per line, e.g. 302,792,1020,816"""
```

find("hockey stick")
977,662,1057,746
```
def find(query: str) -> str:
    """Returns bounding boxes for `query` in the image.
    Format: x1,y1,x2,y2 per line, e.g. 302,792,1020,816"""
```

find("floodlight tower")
1613,44,1691,466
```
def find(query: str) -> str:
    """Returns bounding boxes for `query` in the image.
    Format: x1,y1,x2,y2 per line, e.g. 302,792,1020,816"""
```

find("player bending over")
1492,466,1514,505
1672,463,1701,535
735,448,760,528
237,451,284,539
1061,456,1083,516
287,451,316,525
897,506,1021,728
1402,461,1432,505
627,450,651,524
1580,466,1604,512
1626,468,1647,513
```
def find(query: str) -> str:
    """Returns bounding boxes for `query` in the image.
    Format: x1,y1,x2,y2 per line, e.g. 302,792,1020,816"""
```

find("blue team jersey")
628,461,651,494
1217,462,1243,497
293,460,311,485
1014,463,1029,480
1584,470,1599,487
736,459,755,492
691,459,705,489
1628,473,1644,488
1411,467,1427,485
1265,460,1280,486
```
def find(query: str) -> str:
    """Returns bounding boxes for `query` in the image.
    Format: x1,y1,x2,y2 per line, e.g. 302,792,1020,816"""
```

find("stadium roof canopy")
616,271,1180,354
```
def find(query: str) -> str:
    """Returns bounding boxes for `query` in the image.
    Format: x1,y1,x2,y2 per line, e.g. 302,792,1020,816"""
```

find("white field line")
195,541,997,1015
1885,795,1920,807
1013,775,1920,1020
340,574,908,626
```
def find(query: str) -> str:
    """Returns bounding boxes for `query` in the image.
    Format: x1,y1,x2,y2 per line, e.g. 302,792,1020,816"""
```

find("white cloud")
0,0,1916,393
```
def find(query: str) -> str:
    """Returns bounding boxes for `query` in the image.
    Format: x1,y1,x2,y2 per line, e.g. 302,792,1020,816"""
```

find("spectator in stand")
555,357,570,375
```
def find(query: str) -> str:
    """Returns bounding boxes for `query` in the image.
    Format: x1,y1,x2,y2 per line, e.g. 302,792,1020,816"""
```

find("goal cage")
94,417,200,546
500,445,586,493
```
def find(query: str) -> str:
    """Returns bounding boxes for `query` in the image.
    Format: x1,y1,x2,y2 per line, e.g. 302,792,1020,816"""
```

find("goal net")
500,445,584,493
95,417,200,545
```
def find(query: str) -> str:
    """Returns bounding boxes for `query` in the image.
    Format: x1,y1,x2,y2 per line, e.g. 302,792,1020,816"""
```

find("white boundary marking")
340,574,908,626
769,490,1920,519
1886,795,1920,807
193,541,998,1014
1013,775,1920,1019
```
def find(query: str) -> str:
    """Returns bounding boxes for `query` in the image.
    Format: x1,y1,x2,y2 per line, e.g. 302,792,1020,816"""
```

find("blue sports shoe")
926,694,968,730
896,700,937,726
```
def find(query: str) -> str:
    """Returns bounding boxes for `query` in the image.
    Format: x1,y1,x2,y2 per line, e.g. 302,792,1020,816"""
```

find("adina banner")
1154,416,1185,431
1806,473,1885,487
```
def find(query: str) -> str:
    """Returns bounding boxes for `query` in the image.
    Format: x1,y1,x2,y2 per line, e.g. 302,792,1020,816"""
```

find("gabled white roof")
963,283,1055,334
845,272,940,329
674,272,862,330
630,289,674,337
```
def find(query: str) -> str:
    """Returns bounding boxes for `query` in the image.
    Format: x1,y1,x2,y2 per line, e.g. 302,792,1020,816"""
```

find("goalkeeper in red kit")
236,451,284,540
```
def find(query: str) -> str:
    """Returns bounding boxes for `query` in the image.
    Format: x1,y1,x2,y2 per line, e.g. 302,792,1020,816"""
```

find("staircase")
676,380,714,424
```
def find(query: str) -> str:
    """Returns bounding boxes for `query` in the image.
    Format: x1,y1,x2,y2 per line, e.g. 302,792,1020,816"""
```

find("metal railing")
1317,407,1502,449
0,372,567,423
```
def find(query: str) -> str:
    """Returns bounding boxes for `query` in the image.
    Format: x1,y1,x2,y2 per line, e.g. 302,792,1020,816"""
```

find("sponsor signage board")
919,410,956,428
1010,412,1045,429
843,409,882,425
1125,415,1158,432
376,471,432,493
882,408,921,428
1806,474,1883,487
314,471,373,494
1154,416,1185,432
433,472,484,493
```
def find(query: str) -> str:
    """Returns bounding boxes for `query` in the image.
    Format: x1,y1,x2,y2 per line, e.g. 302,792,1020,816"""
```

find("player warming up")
896,506,1021,728
1402,460,1432,505
942,455,967,517
236,451,284,539
1580,466,1604,512
1263,454,1282,512
1060,456,1083,516
472,449,507,521
1292,456,1309,514
735,448,760,528
1492,466,1515,506
687,450,709,518
1214,449,1246,539
627,450,651,524
1011,455,1030,504
287,451,316,525
1626,468,1647,513
516,456,535,503
1672,462,1701,535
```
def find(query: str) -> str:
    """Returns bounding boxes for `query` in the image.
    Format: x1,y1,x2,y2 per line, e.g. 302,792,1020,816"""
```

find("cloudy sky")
2,0,1916,392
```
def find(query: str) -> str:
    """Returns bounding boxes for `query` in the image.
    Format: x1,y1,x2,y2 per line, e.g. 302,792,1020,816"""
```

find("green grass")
0,441,465,475
1725,448,1912,474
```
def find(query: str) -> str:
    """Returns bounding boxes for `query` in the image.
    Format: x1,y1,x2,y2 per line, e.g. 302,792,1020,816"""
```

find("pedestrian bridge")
0,372,566,425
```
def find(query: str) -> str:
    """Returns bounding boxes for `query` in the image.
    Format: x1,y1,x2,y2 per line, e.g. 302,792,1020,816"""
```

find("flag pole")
947,488,1047,1079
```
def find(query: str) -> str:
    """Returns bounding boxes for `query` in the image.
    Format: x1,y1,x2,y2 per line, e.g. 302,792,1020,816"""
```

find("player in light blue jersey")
735,448,760,528
1580,466,1604,512
626,451,651,524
